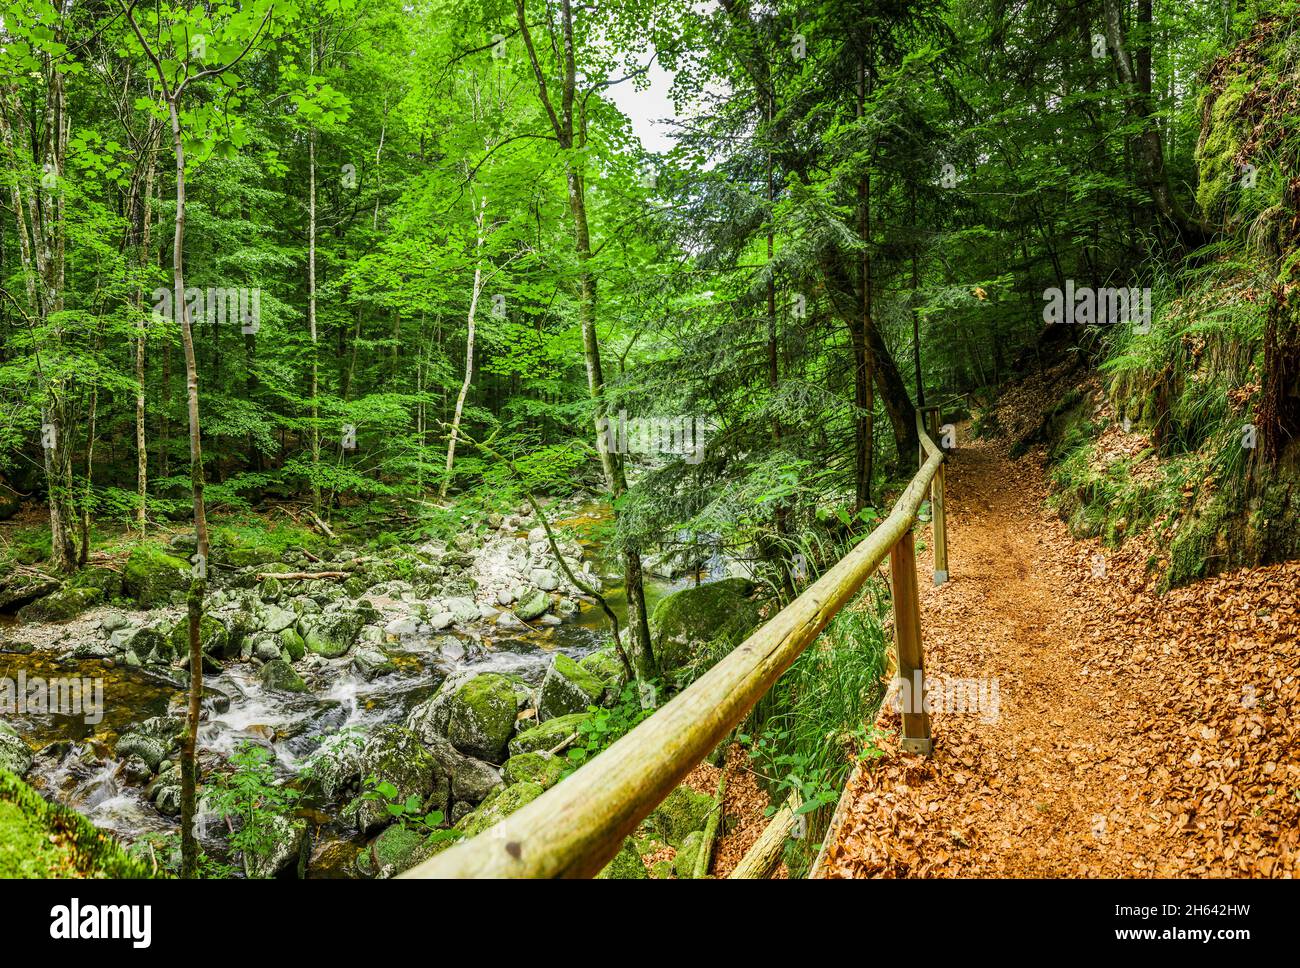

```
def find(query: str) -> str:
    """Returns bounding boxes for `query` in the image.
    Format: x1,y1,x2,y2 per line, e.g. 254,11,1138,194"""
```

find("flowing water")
2,504,695,871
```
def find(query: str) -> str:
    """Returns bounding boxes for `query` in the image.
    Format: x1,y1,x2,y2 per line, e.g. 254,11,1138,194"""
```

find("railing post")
888,529,932,755
924,407,949,586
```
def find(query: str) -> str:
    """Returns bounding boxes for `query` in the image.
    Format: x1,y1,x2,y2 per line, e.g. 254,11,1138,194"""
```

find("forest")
0,0,1297,890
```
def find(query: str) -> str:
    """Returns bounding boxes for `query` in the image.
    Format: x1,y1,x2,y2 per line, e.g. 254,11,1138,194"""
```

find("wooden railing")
402,409,949,878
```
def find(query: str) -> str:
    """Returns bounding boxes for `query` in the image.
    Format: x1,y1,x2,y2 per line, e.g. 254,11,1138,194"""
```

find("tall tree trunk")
1,49,78,571
135,131,159,532
516,0,655,676
308,109,321,514
166,97,210,881
1103,0,1208,243
567,164,655,676
441,194,487,499
854,52,875,511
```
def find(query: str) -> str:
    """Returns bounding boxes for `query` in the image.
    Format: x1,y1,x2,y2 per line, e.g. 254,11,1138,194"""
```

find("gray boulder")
0,722,33,777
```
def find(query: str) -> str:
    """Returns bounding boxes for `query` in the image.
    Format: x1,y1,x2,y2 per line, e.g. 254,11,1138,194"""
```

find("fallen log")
692,773,727,879
254,571,350,581
727,789,802,879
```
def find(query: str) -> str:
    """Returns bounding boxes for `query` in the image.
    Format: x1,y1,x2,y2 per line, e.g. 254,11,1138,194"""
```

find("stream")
1,503,697,875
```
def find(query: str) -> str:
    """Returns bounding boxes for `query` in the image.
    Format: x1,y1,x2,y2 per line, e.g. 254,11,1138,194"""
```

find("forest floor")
817,431,1300,878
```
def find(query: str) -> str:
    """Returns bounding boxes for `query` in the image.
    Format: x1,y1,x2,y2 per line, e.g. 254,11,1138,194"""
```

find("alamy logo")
49,899,151,948
152,286,262,333
884,670,1001,723
1043,281,1150,332
1,671,103,724
598,411,711,465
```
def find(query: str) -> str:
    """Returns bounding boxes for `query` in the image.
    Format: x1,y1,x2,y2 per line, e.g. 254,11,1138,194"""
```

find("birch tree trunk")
440,193,487,499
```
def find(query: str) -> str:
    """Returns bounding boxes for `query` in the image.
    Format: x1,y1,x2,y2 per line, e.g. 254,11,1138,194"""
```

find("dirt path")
818,435,1300,878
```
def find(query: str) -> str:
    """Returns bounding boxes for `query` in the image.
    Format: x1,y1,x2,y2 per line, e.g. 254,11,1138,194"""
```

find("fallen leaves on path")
819,434,1299,878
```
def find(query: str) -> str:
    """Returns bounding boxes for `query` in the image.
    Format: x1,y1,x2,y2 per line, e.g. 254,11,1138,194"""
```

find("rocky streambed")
0,499,753,877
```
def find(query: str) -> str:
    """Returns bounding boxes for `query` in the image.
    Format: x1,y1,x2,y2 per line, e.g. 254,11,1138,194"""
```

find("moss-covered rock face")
650,785,717,848
446,673,519,762
650,577,765,672
0,768,155,878
342,726,439,834
596,837,649,879
537,652,605,721
259,659,308,693
456,780,544,839
299,610,364,658
507,711,590,757
124,544,192,608
502,750,566,790
0,724,33,778
1194,76,1250,216
16,585,102,622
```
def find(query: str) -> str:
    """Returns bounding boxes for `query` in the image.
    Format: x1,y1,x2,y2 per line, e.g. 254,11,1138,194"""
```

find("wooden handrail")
402,412,946,879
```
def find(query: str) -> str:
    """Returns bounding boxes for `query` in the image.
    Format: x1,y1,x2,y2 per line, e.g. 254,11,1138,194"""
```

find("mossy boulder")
596,837,649,879
124,544,192,607
456,780,544,839
578,648,628,689
221,543,280,568
514,589,550,621
16,585,102,622
537,652,605,721
507,711,590,757
651,785,717,848
502,750,566,790
356,822,445,879
259,575,284,603
342,726,440,834
243,814,308,879
115,733,168,772
0,724,33,778
299,610,364,658
169,613,233,660
259,659,307,693
279,627,307,661
446,673,520,763
650,577,765,672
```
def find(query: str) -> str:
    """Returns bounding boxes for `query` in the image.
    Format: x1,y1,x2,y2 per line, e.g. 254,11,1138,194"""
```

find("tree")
118,0,274,878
